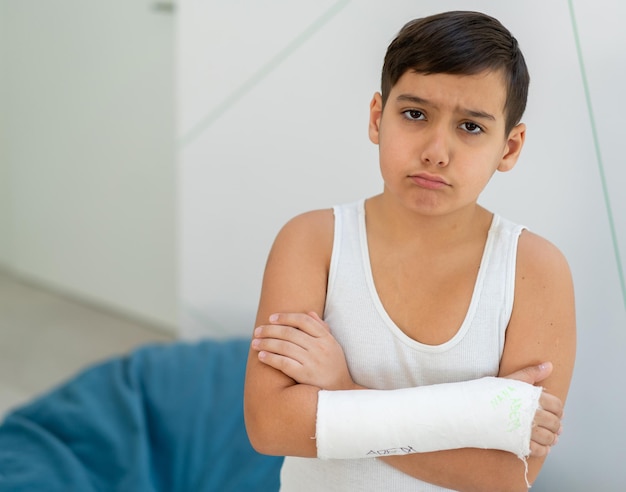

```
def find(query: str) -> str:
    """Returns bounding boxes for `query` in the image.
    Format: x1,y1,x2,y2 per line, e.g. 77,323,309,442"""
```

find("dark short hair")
381,11,529,134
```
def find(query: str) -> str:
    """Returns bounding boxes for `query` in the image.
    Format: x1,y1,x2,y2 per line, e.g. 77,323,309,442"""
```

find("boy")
244,10,575,491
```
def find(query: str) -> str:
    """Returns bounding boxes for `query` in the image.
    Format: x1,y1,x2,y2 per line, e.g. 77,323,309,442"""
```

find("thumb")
504,362,553,385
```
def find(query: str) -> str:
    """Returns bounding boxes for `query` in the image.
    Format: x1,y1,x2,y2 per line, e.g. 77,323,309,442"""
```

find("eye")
402,109,425,121
460,122,483,134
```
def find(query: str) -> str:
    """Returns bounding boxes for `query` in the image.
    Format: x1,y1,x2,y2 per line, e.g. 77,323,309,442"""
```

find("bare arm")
244,210,334,457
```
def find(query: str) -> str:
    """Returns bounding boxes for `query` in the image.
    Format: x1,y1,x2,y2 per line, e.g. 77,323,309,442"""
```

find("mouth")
408,173,450,190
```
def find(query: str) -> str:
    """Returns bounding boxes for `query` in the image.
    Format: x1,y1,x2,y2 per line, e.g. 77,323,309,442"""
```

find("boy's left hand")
252,312,356,390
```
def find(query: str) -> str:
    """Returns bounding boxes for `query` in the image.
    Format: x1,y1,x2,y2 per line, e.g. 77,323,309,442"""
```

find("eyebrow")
395,94,496,121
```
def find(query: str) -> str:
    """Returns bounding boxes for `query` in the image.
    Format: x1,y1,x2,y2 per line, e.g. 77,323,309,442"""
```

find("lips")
409,173,450,190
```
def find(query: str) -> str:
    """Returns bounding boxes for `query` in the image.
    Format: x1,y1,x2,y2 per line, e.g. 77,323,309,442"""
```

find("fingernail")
251,338,260,349
254,326,262,337
269,314,279,323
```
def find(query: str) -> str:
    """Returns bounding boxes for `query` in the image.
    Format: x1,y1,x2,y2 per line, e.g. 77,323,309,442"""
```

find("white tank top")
279,199,526,491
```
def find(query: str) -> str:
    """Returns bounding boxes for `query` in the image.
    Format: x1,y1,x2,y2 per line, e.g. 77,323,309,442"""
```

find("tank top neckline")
355,198,499,353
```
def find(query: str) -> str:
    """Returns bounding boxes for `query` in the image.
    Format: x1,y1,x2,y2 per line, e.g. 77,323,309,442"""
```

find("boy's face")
369,69,525,217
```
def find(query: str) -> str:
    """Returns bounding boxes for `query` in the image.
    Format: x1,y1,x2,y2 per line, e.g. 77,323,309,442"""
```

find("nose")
420,125,450,168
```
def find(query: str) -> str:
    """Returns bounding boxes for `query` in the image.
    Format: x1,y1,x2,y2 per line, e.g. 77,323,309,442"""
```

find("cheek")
378,129,412,163
465,157,501,188
377,141,405,178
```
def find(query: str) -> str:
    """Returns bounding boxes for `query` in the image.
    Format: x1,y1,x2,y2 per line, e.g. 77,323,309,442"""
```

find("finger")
529,440,550,459
533,408,562,435
269,312,327,337
252,335,308,363
504,362,553,385
257,349,304,381
531,424,558,447
538,392,564,419
254,324,312,349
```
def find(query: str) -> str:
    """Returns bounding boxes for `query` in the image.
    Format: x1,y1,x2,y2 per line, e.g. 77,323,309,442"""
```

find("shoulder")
279,208,335,237
516,230,572,286
271,208,335,257
514,230,575,321
264,208,335,283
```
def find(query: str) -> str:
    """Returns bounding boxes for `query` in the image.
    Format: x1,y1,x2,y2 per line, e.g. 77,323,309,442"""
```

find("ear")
497,123,526,172
368,92,383,145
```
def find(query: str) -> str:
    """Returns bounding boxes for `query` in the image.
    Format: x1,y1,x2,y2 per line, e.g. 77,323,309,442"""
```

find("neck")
365,193,492,249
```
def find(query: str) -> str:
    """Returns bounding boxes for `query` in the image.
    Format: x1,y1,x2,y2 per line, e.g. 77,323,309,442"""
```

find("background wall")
178,0,625,489
0,1,10,268
0,0,177,332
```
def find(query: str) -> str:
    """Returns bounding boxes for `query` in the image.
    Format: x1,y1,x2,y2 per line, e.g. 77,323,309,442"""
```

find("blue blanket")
0,338,283,491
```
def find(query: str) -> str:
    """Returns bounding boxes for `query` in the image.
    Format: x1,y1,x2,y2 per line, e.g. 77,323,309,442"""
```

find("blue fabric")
0,338,283,492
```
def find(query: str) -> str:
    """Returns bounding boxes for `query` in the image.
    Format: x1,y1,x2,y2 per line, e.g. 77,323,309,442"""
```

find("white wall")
0,1,10,264
178,0,625,488
0,0,177,332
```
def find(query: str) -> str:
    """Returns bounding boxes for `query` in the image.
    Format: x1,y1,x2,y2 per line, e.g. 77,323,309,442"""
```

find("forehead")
389,70,508,120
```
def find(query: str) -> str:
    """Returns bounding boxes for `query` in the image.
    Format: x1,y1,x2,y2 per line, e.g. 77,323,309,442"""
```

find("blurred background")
1,0,624,489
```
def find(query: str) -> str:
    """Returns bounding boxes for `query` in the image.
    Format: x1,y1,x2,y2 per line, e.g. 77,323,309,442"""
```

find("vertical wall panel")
572,0,626,307
531,1,626,489
1,1,177,331
0,0,11,265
